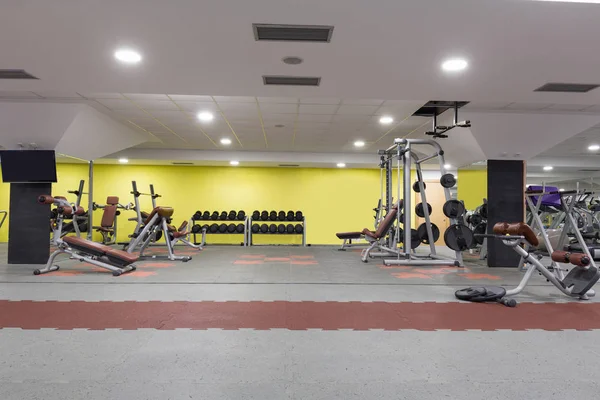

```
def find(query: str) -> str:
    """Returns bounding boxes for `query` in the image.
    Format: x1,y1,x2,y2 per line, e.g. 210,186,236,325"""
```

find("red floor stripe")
1,301,600,331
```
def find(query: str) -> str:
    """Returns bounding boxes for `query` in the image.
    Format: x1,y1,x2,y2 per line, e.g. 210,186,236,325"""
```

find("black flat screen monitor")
0,150,58,183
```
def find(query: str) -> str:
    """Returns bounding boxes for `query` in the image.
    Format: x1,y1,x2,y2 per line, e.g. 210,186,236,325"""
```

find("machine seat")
336,232,363,240
63,236,112,257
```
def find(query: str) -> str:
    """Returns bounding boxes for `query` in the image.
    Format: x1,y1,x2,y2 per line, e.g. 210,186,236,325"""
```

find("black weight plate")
412,181,426,193
444,224,474,251
443,200,465,219
277,224,286,233
473,223,487,245
260,224,268,233
440,173,457,188
236,223,245,233
227,223,236,233
218,224,228,233
209,223,219,233
251,223,260,233
417,223,440,244
410,229,420,249
269,224,277,233
415,203,433,218
286,224,295,234
455,286,506,302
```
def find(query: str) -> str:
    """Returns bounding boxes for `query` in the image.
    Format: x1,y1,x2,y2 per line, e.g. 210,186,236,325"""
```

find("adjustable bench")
456,222,600,307
35,236,137,276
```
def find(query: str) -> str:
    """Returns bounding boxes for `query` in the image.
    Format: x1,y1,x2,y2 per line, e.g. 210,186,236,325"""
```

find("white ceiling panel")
32,91,85,99
300,98,341,105
546,104,593,111
296,114,333,122
218,102,257,112
176,101,218,113
213,96,255,103
133,100,179,111
123,94,169,100
167,95,214,102
336,105,380,115
0,91,42,99
331,114,372,123
505,103,552,111
258,97,299,104
258,103,297,114
96,99,139,110
299,104,338,115
79,93,123,99
262,113,297,123
341,99,384,106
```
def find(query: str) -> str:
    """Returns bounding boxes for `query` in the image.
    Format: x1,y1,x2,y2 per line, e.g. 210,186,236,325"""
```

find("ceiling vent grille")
0,69,39,80
278,164,300,167
263,76,321,86
171,162,194,165
535,83,600,93
253,24,333,42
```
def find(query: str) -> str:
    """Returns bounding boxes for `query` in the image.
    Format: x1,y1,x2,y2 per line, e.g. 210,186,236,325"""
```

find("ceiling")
2,0,600,170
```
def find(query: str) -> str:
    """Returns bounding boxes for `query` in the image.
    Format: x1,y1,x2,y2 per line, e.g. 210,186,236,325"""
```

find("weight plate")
415,203,433,218
444,224,474,251
412,181,426,193
455,286,506,302
410,229,420,249
443,200,465,219
473,223,487,245
417,223,440,244
440,173,457,188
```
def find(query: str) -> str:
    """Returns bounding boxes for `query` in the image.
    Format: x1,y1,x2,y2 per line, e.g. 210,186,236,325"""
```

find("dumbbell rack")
192,217,250,247
248,217,306,247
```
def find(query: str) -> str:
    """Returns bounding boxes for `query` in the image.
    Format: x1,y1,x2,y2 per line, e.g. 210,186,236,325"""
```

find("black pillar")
7,183,51,264
487,160,525,267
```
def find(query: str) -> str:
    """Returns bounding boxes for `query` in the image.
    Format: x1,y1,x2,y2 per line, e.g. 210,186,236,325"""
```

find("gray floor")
1,243,600,399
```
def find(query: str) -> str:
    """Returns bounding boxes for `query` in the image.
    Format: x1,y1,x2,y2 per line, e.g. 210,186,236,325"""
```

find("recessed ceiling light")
354,140,365,148
444,164,452,169
543,166,553,171
559,188,565,192
197,111,214,122
114,49,142,64
220,138,232,145
589,144,600,151
441,58,468,72
230,160,239,166
118,158,129,164
337,163,346,168
379,116,394,125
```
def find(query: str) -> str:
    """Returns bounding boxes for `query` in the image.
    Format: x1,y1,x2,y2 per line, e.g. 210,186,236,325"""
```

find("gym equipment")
286,224,294,234
468,213,483,226
93,196,132,245
236,223,245,233
415,203,432,218
168,220,204,250
252,210,260,220
269,211,277,221
455,287,516,307
192,224,202,234
269,224,277,233
202,211,210,220
252,224,260,233
260,211,269,221
260,224,268,233
278,211,286,221
473,223,487,245
218,223,228,233
409,229,420,249
219,211,228,220
210,211,219,220
479,204,488,219
380,138,463,267
228,211,237,220
237,210,246,220
277,224,286,233
34,235,137,276
457,222,599,307
286,210,295,221
209,223,219,233
193,211,202,220
444,224,474,251
417,223,439,244
295,211,303,221
412,181,425,193
39,194,87,245
443,200,465,218
440,173,456,188
294,224,303,234
424,101,471,139
227,223,236,233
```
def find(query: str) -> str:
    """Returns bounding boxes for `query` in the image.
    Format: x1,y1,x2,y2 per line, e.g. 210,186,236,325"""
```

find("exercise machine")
456,222,599,307
92,196,132,245
38,194,87,245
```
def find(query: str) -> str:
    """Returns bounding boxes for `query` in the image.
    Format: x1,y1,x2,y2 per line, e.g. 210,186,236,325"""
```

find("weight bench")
335,232,365,250
456,222,600,307
354,204,399,262
35,236,137,276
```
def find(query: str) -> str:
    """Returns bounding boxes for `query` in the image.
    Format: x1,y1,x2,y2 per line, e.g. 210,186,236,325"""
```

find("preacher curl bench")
457,222,600,307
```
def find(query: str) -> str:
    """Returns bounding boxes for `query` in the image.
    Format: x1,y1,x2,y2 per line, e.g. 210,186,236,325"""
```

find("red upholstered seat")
63,236,112,256
105,249,139,265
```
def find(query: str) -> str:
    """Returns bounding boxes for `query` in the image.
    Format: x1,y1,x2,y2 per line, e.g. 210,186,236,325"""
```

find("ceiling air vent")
263,76,321,86
578,168,600,172
279,164,300,167
171,162,194,165
0,69,39,79
253,24,333,42
535,83,600,93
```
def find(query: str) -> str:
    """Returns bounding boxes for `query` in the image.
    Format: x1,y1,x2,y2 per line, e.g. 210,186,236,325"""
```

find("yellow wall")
0,174,9,242
0,163,423,245
457,169,487,210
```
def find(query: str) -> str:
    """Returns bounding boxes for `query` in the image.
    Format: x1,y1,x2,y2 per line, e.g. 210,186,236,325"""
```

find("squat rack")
382,138,463,267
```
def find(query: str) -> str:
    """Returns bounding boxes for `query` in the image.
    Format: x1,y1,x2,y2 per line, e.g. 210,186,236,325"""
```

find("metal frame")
382,138,462,267
194,217,249,247
126,211,191,262
248,217,306,246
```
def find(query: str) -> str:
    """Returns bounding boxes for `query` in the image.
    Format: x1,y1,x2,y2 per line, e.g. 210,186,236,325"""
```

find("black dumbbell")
209,223,219,233
227,223,236,233
236,223,245,233
251,224,260,233
218,223,228,233
278,211,286,221
277,224,286,233
286,210,295,221
269,210,278,221
295,211,303,221
191,224,202,234
294,224,303,234
202,224,209,232
269,223,277,233
210,211,219,220
193,211,202,221
237,210,246,221
228,211,237,220
252,210,260,220
260,224,269,233
260,211,269,221
286,224,295,234
219,211,228,220
202,211,210,220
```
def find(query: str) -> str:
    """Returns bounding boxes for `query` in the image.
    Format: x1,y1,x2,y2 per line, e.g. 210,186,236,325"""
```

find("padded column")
487,160,525,267
7,183,51,264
